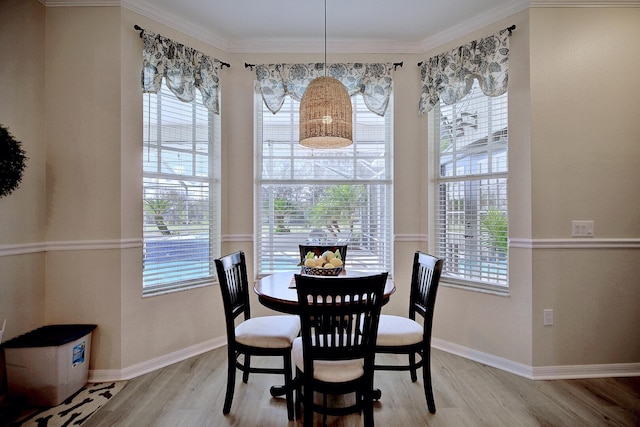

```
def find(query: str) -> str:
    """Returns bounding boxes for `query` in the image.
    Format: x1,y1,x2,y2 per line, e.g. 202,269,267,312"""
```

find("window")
431,81,508,292
255,89,393,276
143,85,220,296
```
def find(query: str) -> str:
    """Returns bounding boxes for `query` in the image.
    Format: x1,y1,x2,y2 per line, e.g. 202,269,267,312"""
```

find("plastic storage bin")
2,324,96,406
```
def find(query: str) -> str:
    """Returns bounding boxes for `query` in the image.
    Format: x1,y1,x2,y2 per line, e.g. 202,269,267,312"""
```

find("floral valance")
419,28,512,114
255,63,394,116
141,31,221,114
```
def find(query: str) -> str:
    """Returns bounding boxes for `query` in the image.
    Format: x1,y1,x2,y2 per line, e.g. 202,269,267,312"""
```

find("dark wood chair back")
409,251,443,332
295,272,386,363
214,250,298,420
293,272,388,425
215,250,251,331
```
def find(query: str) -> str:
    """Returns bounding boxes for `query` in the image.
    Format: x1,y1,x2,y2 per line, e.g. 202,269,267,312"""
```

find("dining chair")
374,251,443,413
293,272,388,427
214,251,300,420
298,244,348,265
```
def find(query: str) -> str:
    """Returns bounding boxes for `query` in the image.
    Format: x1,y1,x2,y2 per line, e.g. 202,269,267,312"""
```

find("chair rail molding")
222,234,253,243
0,238,142,257
509,237,640,249
394,234,428,242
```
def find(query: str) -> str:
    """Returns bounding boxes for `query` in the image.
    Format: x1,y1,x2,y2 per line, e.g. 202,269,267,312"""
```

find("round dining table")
254,269,395,400
254,269,395,314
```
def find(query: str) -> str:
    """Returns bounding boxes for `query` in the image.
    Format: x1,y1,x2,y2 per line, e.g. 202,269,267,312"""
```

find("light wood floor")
83,347,639,427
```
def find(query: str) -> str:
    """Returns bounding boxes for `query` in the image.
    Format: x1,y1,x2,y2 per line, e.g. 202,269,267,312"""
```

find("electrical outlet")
543,309,554,326
572,220,594,237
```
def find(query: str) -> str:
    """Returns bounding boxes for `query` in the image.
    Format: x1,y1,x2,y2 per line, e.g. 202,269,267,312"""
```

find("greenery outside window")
143,85,220,296
255,88,393,276
431,80,508,293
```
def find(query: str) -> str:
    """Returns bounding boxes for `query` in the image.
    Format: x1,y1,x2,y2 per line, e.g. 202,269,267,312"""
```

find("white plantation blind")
143,85,220,295
256,88,393,275
433,81,508,291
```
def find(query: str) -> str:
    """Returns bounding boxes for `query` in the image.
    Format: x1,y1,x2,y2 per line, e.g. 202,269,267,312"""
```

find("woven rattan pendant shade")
299,76,353,148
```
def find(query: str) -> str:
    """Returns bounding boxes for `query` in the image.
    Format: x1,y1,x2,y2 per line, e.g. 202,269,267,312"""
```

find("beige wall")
0,0,47,339
0,1,638,381
529,7,640,366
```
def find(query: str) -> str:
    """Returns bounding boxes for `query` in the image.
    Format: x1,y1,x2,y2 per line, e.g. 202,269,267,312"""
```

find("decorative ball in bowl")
300,249,345,276
301,266,343,276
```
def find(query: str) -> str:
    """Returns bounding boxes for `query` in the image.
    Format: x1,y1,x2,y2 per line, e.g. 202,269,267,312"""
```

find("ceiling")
124,0,531,53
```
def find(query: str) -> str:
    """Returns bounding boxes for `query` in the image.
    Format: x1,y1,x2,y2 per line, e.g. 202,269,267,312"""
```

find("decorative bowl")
301,266,343,276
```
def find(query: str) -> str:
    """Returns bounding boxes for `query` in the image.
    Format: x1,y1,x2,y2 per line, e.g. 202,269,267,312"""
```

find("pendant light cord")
324,0,327,76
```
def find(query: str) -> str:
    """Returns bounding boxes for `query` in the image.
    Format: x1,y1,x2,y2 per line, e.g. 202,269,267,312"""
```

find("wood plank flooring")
80,348,640,426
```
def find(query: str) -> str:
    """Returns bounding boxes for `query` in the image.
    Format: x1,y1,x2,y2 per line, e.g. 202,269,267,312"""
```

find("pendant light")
299,0,353,149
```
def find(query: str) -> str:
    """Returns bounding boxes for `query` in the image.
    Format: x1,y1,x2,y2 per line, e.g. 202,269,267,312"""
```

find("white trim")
40,0,640,54
432,338,640,380
122,0,230,51
41,0,120,5
222,234,253,243
3,237,638,257
432,337,534,378
394,234,428,243
0,239,142,256
532,363,640,379
509,238,640,249
228,39,427,55
530,0,640,7
89,336,226,382
46,238,142,251
420,1,528,53
91,335,640,382
0,242,46,257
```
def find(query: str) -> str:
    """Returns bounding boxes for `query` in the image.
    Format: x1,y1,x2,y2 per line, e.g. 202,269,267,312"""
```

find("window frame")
429,82,509,295
254,86,394,278
142,86,221,297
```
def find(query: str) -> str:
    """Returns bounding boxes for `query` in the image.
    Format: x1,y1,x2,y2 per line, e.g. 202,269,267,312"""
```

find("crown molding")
121,0,229,51
40,0,120,5
227,39,428,55
419,0,529,53
39,0,640,54
530,0,640,7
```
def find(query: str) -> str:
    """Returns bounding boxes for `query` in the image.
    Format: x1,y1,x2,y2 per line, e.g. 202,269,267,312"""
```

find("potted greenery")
0,124,27,198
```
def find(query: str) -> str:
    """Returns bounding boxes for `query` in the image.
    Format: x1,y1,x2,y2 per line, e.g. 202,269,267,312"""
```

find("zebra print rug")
13,381,126,427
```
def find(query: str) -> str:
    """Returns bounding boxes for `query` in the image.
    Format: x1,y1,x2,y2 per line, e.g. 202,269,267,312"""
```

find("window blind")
256,90,393,276
143,85,220,295
434,81,508,291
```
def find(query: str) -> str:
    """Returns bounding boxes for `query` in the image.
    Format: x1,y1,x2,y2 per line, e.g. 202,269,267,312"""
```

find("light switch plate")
572,220,594,237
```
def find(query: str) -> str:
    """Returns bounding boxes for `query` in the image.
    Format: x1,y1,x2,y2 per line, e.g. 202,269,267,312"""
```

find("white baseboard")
432,338,534,378
88,336,226,382
89,335,640,383
531,363,640,380
432,338,640,380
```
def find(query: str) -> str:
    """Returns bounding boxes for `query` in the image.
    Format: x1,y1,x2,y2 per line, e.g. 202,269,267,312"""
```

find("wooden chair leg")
294,372,302,420
423,349,436,413
242,354,251,383
363,385,375,427
303,385,314,427
284,353,294,421
223,349,236,414
409,352,418,382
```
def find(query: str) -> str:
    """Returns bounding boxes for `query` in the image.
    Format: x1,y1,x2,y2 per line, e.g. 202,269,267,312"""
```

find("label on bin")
72,341,86,367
